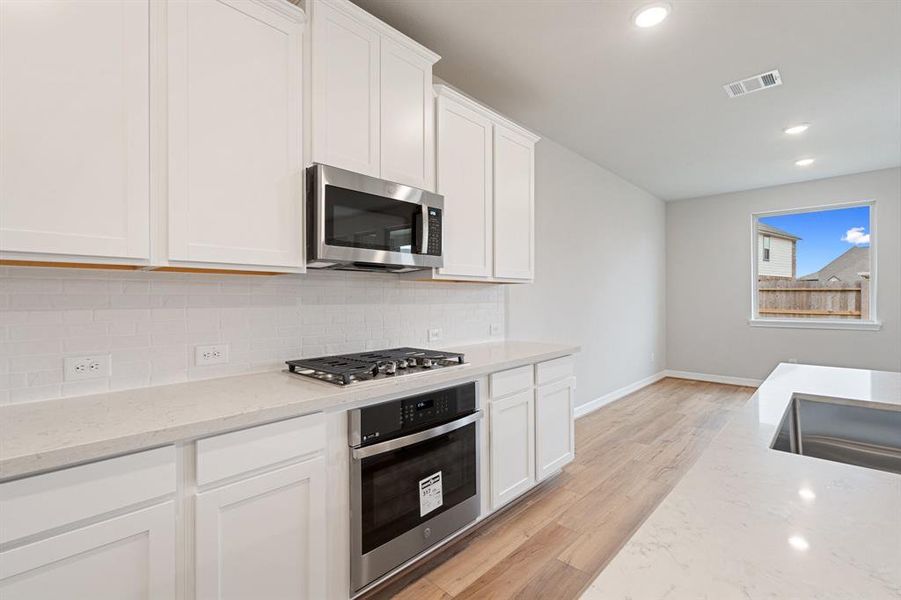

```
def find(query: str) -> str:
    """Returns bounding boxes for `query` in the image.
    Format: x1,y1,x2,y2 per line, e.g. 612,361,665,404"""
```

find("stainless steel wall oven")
349,383,481,592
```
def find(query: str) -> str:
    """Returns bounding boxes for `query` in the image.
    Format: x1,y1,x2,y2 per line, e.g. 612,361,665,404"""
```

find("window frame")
749,200,880,331
762,235,771,262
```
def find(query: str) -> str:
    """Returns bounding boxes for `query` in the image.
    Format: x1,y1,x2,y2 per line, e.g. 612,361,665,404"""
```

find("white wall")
0,269,504,404
667,167,901,379
507,138,667,410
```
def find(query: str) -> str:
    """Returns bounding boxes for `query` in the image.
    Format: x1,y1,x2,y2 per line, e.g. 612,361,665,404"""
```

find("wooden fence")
758,277,869,320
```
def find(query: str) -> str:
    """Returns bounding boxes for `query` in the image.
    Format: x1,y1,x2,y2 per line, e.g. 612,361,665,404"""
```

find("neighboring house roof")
757,223,801,241
799,246,870,282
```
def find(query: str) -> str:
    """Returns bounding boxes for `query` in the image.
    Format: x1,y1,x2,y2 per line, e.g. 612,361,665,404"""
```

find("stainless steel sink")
771,395,901,475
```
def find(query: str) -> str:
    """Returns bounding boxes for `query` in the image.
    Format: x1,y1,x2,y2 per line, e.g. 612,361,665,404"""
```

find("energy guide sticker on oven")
419,471,443,517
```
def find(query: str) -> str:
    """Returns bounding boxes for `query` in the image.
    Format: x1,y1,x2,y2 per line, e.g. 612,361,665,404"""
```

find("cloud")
841,227,870,246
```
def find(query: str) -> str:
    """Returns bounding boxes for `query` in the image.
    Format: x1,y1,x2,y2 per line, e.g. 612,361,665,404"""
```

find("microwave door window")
325,186,421,254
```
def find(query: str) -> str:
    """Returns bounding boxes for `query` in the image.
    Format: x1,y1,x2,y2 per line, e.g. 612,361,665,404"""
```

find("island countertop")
0,340,579,480
581,363,901,599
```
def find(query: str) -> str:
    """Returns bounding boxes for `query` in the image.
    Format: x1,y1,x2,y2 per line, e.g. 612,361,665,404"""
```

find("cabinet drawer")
536,356,574,385
0,446,175,545
196,413,325,487
489,365,534,399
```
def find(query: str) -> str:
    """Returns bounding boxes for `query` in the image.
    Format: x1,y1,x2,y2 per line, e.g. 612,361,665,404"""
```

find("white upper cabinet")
0,0,150,261
310,0,380,177
413,86,538,283
379,36,435,190
493,124,536,280
167,0,304,269
435,89,494,278
309,0,439,189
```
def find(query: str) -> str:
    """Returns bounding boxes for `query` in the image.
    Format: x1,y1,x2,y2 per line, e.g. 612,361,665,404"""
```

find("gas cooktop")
285,347,466,386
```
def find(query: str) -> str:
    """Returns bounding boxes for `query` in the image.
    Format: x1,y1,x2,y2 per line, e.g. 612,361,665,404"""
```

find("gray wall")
507,138,667,409
666,167,901,379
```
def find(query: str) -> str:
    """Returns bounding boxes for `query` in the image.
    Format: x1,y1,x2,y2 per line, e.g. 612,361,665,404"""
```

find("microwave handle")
419,204,429,255
352,411,482,460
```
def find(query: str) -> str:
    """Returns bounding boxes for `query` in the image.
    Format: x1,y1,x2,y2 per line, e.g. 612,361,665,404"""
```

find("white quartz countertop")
582,363,901,599
0,341,578,480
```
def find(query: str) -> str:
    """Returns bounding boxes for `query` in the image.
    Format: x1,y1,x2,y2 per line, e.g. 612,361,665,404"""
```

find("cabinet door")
0,502,176,600
535,377,575,482
436,95,493,278
311,1,380,177
489,389,535,510
0,0,149,260
195,458,327,600
493,125,535,280
380,36,434,190
167,0,303,268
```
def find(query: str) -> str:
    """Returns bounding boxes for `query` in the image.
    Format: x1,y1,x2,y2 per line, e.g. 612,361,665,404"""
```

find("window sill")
748,318,882,331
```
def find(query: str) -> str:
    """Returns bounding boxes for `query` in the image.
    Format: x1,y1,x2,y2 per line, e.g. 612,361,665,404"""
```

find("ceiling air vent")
723,69,783,98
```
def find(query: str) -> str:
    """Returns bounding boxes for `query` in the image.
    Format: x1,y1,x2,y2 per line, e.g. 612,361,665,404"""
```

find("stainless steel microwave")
306,164,444,272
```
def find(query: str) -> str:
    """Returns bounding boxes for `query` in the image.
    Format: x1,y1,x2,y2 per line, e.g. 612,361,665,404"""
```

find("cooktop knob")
421,358,433,368
381,361,397,375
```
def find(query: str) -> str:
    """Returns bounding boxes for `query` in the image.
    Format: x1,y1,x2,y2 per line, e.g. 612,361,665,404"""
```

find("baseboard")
574,371,666,418
574,368,763,419
663,369,763,388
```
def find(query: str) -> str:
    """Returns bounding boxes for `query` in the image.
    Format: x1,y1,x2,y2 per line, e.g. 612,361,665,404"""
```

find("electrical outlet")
490,323,501,335
427,328,442,342
64,355,111,381
195,344,229,366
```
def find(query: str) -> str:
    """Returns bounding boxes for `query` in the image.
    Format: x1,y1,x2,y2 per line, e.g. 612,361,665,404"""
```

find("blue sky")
759,205,870,276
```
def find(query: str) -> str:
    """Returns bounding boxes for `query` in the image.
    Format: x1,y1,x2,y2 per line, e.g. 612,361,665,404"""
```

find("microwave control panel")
426,208,442,256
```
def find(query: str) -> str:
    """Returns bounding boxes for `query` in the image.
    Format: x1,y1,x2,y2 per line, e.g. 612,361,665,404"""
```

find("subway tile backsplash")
0,267,505,404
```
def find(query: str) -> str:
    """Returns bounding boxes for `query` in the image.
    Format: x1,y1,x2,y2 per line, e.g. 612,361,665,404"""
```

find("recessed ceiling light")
633,2,671,28
798,488,816,501
784,124,810,135
795,158,815,167
788,535,810,551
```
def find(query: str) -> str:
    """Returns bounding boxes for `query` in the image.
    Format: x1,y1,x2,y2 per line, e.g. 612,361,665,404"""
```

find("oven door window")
325,185,422,254
359,423,476,555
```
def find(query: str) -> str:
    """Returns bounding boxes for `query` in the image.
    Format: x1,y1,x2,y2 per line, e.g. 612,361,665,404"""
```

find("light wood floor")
366,377,756,600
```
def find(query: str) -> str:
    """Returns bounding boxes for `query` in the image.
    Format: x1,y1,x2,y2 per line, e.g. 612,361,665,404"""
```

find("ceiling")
351,0,901,200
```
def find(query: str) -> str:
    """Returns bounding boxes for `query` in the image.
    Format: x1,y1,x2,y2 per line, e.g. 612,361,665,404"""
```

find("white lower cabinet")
195,457,327,600
0,502,176,600
488,358,576,511
535,377,576,482
489,389,536,510
0,416,328,600
0,447,177,599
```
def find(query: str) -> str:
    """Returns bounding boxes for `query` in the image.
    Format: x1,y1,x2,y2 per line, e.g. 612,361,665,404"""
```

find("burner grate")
286,347,465,385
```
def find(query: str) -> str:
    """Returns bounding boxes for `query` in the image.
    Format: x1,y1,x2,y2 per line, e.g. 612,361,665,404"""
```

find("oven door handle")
352,411,482,460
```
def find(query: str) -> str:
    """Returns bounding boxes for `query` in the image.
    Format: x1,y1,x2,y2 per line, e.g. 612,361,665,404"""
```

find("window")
751,202,878,329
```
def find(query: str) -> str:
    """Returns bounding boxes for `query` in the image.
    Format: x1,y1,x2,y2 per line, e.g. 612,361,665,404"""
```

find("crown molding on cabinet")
434,84,540,144
311,0,440,64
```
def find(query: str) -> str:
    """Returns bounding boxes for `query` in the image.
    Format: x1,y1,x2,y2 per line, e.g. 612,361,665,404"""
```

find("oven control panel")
355,382,475,446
